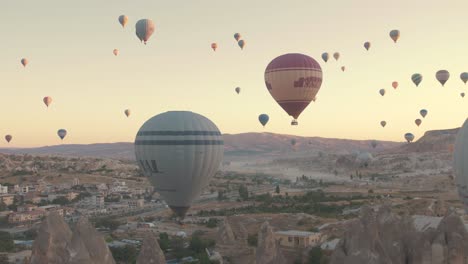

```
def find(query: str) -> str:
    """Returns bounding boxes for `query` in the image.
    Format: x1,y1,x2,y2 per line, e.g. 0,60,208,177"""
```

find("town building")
0,194,15,206
275,230,321,248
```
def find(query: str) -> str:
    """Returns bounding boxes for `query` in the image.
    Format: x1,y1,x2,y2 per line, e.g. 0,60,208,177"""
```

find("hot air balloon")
461,93,466,98
118,15,128,28
380,121,387,128
135,19,155,44
43,96,52,108
370,140,378,149
436,70,450,86
125,109,131,117
364,42,371,51
291,139,296,146
235,87,240,94
404,133,415,143
234,33,241,41
238,40,245,50
415,119,422,127
420,109,428,118
460,72,468,84
321,53,329,63
312,96,317,102
113,49,119,56
5,135,12,143
21,58,28,67
389,29,400,43
341,66,346,72
411,73,423,87
258,114,269,127
392,81,398,89
379,89,386,96
134,111,223,218
453,118,468,212
264,53,322,126
57,129,67,140
357,152,373,167
211,43,217,51
333,52,340,61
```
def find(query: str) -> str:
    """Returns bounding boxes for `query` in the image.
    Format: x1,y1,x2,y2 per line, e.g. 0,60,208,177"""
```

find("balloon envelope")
5,135,12,143
411,73,423,87
235,87,240,94
379,89,386,96
333,52,340,61
118,15,128,28
341,66,345,72
357,152,373,167
43,96,52,108
238,40,245,49
134,111,223,218
392,81,398,89
364,42,371,51
258,114,269,127
135,19,155,44
21,58,28,67
57,129,67,140
462,93,466,98
389,29,400,43
436,70,450,86
291,139,296,146
211,43,217,51
453,118,468,212
234,33,241,41
321,53,329,63
380,121,387,127
460,72,468,84
125,109,131,117
420,109,428,118
113,49,119,56
264,53,322,125
415,119,422,127
404,133,415,143
370,140,378,149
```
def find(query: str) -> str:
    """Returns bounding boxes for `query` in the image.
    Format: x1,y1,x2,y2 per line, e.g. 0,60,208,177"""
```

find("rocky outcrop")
30,212,73,264
256,222,285,264
68,217,115,264
136,232,166,264
217,217,236,245
330,205,468,264
30,214,115,264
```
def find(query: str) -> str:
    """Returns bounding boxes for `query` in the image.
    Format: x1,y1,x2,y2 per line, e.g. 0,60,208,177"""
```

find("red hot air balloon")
43,96,52,108
21,58,28,67
264,53,323,125
392,81,398,89
415,119,422,127
211,43,217,51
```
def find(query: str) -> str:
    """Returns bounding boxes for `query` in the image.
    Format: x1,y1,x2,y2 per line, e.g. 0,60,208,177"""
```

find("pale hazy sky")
1,0,468,147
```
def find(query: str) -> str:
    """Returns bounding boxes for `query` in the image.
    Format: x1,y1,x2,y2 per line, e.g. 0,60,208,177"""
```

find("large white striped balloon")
134,111,223,218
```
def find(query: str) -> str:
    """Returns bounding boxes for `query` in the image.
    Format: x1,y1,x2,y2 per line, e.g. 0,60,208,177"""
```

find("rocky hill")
393,128,459,153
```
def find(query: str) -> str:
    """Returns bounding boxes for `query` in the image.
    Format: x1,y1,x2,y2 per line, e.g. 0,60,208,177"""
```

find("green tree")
206,218,218,228
0,231,15,252
110,245,137,264
94,217,120,231
0,202,7,212
275,185,280,194
238,185,249,200
0,254,8,264
52,196,70,205
247,234,258,247
308,246,323,264
159,232,170,252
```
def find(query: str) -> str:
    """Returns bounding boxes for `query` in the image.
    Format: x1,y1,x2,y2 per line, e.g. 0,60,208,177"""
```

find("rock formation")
30,212,73,264
330,205,468,264
256,221,285,264
217,217,236,245
136,232,166,264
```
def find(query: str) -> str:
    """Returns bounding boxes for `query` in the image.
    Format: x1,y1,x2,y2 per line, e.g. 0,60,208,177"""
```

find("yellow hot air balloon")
118,15,128,28
43,96,52,108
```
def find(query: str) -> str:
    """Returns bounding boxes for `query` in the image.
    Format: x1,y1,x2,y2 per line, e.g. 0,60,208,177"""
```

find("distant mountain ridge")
395,128,459,153
0,131,431,160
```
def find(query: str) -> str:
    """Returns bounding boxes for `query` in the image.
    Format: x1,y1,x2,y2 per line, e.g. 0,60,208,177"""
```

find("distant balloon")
258,114,269,127
134,111,223,218
333,52,340,61
321,53,329,63
461,93,466,98
118,15,129,28
113,49,119,56
5,135,12,143
341,66,346,72
364,42,371,51
235,87,241,94
234,33,241,41
379,89,386,96
21,58,28,67
135,19,155,44
357,152,373,167
392,81,398,89
411,73,423,87
380,121,387,128
312,96,317,102
370,140,378,149
57,129,67,140
291,139,296,146
453,118,468,212
238,40,245,50
436,70,450,86
264,53,322,126
125,109,131,117
415,119,422,127
460,72,468,84
404,133,415,143
211,43,217,51
420,109,428,118
43,96,52,108
389,29,400,43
